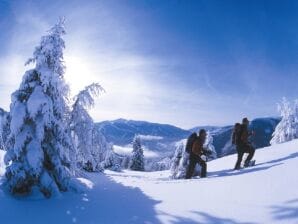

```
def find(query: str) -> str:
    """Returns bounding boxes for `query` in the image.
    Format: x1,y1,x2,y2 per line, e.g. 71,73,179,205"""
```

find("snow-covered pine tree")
0,108,10,151
270,97,298,145
91,127,109,171
4,19,74,197
70,83,104,172
130,135,145,171
175,148,190,179
149,157,171,171
203,131,217,160
170,142,184,178
101,144,121,171
0,130,4,151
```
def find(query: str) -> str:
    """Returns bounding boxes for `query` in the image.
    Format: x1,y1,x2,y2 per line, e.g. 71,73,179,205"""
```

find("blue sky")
0,0,298,128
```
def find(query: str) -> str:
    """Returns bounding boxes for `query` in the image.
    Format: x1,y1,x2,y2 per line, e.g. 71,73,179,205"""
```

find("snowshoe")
250,160,256,166
244,160,256,167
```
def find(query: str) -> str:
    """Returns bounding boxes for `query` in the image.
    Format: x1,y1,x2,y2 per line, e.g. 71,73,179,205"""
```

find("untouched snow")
0,139,298,223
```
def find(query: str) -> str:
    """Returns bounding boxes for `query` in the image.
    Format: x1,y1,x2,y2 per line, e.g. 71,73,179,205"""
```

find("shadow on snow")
159,211,258,224
271,199,298,222
208,151,298,179
0,173,162,224
208,163,282,179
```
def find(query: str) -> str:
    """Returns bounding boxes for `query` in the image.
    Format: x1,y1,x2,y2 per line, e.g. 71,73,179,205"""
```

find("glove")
201,155,207,162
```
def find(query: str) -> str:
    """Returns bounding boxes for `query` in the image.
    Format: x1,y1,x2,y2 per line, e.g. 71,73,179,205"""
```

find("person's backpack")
185,132,197,153
232,123,242,145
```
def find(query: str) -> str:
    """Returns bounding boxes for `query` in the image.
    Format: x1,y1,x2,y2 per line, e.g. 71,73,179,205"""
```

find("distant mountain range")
96,117,281,157
95,119,190,155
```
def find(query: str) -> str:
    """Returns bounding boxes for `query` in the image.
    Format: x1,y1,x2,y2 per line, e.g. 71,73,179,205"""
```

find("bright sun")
64,55,95,96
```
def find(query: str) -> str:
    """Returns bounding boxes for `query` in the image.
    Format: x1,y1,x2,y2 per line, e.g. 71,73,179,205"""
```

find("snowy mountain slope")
0,140,297,223
107,139,298,224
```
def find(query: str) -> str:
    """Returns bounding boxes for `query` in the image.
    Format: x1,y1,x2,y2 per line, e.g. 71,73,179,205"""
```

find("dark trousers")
186,154,207,179
234,144,255,169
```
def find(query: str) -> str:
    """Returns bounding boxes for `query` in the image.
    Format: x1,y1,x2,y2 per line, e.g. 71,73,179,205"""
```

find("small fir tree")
271,98,298,145
101,145,121,172
129,135,145,171
170,142,184,178
203,131,217,160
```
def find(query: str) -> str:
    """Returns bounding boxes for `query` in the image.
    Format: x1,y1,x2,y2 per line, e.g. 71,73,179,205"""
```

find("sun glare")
64,55,95,96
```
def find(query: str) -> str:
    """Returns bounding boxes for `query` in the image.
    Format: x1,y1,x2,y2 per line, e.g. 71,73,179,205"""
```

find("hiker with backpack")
185,132,197,154
232,118,255,170
185,129,208,179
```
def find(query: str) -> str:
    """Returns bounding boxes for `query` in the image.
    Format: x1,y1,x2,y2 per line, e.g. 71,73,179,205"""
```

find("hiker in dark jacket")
233,118,255,169
185,129,207,179
185,132,197,154
232,123,241,145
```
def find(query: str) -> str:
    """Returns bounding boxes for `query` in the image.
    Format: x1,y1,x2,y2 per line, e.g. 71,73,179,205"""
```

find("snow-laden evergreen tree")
270,98,298,145
170,142,184,178
175,149,190,179
129,135,145,171
70,83,105,172
101,144,121,171
0,108,10,151
91,127,109,170
149,157,171,171
0,131,4,151
203,131,217,160
4,19,74,197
